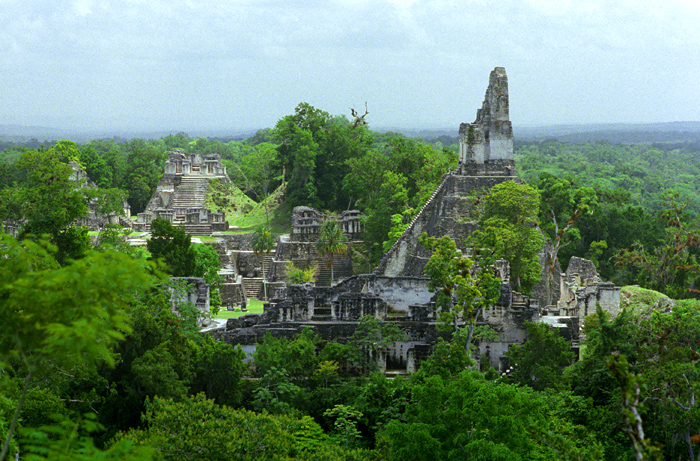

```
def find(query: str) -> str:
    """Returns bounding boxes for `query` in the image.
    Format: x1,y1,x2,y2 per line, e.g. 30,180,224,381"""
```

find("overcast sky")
1,0,698,133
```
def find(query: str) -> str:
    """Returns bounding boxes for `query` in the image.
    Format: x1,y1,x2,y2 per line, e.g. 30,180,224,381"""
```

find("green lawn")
213,298,266,319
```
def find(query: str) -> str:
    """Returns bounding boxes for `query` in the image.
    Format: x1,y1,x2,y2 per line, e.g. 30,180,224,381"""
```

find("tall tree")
0,148,91,265
0,233,157,459
614,191,700,298
467,181,544,292
420,234,502,355
536,172,597,304
315,220,348,284
147,217,195,277
229,142,280,226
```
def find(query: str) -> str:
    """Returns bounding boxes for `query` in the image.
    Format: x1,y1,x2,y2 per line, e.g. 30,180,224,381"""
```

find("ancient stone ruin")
68,161,132,231
210,67,622,374
375,66,516,278
169,277,212,327
133,150,229,236
213,206,364,311
458,66,514,175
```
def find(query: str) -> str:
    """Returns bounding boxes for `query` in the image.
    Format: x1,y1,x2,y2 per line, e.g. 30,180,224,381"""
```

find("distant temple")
133,150,229,236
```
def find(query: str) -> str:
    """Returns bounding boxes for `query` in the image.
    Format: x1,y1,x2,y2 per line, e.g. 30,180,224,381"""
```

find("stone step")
311,315,332,321
241,277,262,299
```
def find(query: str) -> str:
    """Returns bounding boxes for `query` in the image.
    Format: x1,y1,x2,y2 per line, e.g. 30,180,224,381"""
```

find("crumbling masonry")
214,67,620,372
133,150,229,236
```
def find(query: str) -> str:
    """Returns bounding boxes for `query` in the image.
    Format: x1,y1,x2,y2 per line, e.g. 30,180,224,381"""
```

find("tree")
614,191,700,298
147,217,195,277
0,149,90,265
251,226,275,299
324,404,363,449
315,220,348,284
536,172,597,304
0,233,158,459
504,322,574,391
420,234,502,355
383,370,602,461
467,181,544,292
192,243,223,313
349,316,406,374
285,261,316,284
229,142,280,226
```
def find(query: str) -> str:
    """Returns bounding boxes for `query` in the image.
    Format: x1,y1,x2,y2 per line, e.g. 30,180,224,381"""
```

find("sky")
1,0,699,133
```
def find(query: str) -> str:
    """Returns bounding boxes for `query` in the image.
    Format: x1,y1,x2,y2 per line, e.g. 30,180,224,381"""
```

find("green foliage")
273,103,372,210
0,233,158,459
0,149,89,264
254,328,320,381
383,370,599,461
467,181,543,293
315,220,348,283
116,393,297,460
324,404,363,449
190,337,246,407
286,261,316,284
614,191,700,298
147,217,195,277
415,331,473,379
504,322,574,391
228,142,281,225
349,316,406,374
536,172,597,301
515,140,700,219
192,243,222,312
420,234,502,353
19,412,158,461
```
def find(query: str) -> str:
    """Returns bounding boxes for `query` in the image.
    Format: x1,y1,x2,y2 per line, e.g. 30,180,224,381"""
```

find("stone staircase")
315,256,352,286
261,254,275,279
242,277,262,300
171,176,208,209
311,306,332,321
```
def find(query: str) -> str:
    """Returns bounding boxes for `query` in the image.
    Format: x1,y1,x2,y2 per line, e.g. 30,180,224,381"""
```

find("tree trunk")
1,369,33,461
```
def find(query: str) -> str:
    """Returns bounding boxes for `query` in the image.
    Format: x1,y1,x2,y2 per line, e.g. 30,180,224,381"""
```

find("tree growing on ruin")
536,172,597,304
315,220,348,284
420,233,502,356
252,225,275,299
467,181,544,293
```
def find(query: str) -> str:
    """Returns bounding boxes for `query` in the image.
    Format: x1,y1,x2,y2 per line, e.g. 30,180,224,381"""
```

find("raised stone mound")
270,206,363,286
375,67,518,277
133,149,230,236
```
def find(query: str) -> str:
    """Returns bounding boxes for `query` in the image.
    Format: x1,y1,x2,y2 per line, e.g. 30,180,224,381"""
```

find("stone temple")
213,67,620,373
133,150,229,236
374,66,516,279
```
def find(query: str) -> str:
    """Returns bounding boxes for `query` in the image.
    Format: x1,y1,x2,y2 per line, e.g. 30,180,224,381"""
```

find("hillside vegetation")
3,111,700,459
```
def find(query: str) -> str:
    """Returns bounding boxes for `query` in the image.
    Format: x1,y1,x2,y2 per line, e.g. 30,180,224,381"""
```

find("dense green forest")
3,107,700,459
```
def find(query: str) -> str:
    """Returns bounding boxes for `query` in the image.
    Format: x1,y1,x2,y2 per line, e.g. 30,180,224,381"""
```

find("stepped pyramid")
374,67,518,277
133,150,230,236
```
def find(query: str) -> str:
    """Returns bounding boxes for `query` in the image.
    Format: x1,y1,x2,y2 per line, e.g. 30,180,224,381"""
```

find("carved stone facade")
553,256,621,318
212,67,618,374
375,68,517,279
170,277,212,327
458,66,514,176
133,150,229,236
290,206,363,243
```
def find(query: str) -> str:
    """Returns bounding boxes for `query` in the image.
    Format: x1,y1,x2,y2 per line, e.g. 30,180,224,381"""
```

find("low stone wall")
335,275,433,312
